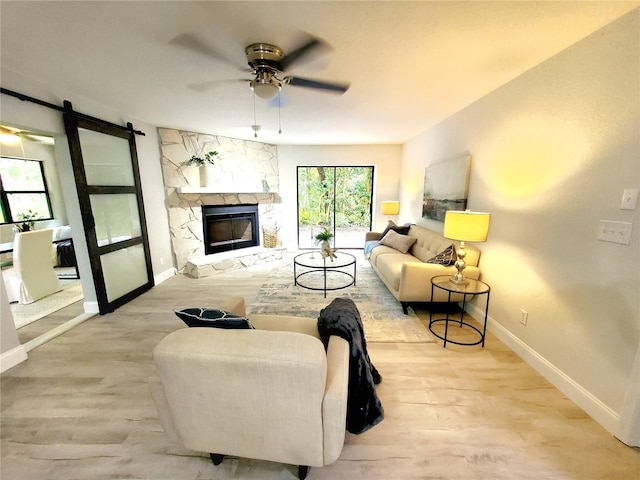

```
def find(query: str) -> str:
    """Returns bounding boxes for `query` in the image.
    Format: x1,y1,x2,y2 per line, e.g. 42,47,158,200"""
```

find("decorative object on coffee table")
314,227,336,260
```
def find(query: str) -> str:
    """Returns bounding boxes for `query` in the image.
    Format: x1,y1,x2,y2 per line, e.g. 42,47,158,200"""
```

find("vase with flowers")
182,150,219,187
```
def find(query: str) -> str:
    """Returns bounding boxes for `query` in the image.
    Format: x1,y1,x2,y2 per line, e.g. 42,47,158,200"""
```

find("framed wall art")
422,154,471,222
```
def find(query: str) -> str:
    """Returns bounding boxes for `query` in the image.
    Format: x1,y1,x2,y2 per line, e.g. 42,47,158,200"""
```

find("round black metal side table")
429,275,490,348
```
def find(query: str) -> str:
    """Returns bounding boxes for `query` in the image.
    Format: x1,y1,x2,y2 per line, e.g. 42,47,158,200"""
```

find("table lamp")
381,201,400,223
443,210,491,285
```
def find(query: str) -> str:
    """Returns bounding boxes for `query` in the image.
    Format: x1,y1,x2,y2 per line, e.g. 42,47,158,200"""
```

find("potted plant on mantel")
182,150,219,187
314,227,337,261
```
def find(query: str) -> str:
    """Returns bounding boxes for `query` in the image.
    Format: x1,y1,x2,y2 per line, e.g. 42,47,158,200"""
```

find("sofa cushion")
426,244,457,266
379,230,417,254
175,308,254,329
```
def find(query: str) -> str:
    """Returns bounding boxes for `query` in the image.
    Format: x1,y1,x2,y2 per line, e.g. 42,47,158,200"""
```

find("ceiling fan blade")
285,76,350,94
170,33,243,69
280,36,327,71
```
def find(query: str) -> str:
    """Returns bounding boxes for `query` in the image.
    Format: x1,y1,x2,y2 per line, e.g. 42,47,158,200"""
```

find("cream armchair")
3,229,62,304
149,297,350,480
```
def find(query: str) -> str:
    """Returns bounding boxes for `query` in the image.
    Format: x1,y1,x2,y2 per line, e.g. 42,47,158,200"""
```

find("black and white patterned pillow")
426,244,457,266
174,308,254,329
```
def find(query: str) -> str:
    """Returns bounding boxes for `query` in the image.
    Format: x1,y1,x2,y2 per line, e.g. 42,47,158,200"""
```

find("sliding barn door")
63,102,153,314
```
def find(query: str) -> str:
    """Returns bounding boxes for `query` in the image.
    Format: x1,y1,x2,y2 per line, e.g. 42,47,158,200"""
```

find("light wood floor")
2,260,639,479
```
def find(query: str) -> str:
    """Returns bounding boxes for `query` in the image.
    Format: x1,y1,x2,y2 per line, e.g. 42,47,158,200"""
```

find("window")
0,156,53,224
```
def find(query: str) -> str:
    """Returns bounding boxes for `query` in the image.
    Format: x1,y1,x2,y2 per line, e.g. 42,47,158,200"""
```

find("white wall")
400,10,639,440
277,144,403,249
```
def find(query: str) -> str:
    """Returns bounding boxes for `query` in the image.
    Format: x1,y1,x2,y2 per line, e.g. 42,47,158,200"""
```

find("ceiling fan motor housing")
246,43,284,99
245,43,284,72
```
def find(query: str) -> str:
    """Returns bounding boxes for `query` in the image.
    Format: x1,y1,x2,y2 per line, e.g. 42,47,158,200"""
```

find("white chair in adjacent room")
4,229,63,304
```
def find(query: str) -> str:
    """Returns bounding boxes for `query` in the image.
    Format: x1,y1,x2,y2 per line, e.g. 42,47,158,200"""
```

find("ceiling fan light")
250,72,281,100
251,81,280,100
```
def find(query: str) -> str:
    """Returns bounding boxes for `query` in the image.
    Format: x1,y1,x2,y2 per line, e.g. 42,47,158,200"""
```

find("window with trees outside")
297,166,373,249
0,157,53,225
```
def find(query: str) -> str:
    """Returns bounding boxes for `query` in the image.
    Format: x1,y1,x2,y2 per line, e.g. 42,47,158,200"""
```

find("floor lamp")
443,210,491,285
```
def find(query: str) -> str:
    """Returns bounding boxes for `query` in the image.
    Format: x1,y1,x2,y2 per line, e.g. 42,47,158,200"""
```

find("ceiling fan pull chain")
253,92,258,138
278,91,282,134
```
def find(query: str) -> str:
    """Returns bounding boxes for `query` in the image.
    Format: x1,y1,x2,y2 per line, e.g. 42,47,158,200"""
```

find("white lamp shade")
381,201,400,216
444,211,491,242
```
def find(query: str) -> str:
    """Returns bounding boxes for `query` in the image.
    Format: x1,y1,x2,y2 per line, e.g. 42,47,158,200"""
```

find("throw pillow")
175,308,254,329
380,221,411,239
427,244,457,266
379,229,417,254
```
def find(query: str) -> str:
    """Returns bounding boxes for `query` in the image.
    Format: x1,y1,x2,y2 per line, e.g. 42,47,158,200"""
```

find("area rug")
248,258,434,343
10,280,83,329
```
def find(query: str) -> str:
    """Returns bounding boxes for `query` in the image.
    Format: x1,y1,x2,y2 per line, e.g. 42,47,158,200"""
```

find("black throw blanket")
317,298,384,434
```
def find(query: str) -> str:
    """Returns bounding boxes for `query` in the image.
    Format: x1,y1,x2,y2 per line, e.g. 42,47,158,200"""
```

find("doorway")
0,125,85,347
297,166,373,249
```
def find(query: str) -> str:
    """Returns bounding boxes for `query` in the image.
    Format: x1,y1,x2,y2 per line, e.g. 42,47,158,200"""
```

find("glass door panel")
298,167,335,249
90,194,142,246
333,167,373,249
80,128,135,186
100,244,148,302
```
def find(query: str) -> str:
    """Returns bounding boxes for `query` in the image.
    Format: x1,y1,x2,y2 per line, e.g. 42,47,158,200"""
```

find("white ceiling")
1,1,637,145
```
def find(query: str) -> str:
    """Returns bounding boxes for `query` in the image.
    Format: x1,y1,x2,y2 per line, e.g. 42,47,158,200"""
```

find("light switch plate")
597,220,633,245
620,188,640,210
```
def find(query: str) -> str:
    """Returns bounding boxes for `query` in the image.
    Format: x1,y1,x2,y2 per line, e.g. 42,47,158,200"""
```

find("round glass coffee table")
293,251,356,298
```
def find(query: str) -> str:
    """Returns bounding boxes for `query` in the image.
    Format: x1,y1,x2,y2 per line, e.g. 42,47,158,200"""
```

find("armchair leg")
298,465,309,480
401,302,409,315
209,453,224,465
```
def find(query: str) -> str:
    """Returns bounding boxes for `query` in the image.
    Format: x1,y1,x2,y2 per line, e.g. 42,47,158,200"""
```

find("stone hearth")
182,245,287,278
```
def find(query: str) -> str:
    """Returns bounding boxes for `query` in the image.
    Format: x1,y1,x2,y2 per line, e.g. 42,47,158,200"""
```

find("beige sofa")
365,224,481,314
149,297,350,480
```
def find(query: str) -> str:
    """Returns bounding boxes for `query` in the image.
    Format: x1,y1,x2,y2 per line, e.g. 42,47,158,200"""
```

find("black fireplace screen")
202,204,259,254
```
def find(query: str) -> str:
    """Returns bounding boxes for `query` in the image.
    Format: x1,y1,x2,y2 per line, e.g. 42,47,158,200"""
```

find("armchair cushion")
174,307,254,329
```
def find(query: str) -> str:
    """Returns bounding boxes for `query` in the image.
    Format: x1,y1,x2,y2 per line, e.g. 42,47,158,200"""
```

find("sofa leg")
298,465,310,480
209,453,224,465
401,302,409,315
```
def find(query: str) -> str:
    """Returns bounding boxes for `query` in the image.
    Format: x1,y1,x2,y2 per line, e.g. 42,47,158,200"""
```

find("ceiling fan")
170,33,350,100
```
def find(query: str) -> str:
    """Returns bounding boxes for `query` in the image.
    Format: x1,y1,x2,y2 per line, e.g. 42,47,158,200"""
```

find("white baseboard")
0,344,28,373
465,303,619,436
22,312,97,353
154,267,176,285
84,301,99,314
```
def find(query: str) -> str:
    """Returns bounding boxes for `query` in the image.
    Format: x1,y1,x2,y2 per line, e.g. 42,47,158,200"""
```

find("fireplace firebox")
202,204,260,255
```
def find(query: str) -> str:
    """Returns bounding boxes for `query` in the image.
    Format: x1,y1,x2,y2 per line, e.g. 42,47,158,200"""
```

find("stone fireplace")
158,128,285,276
